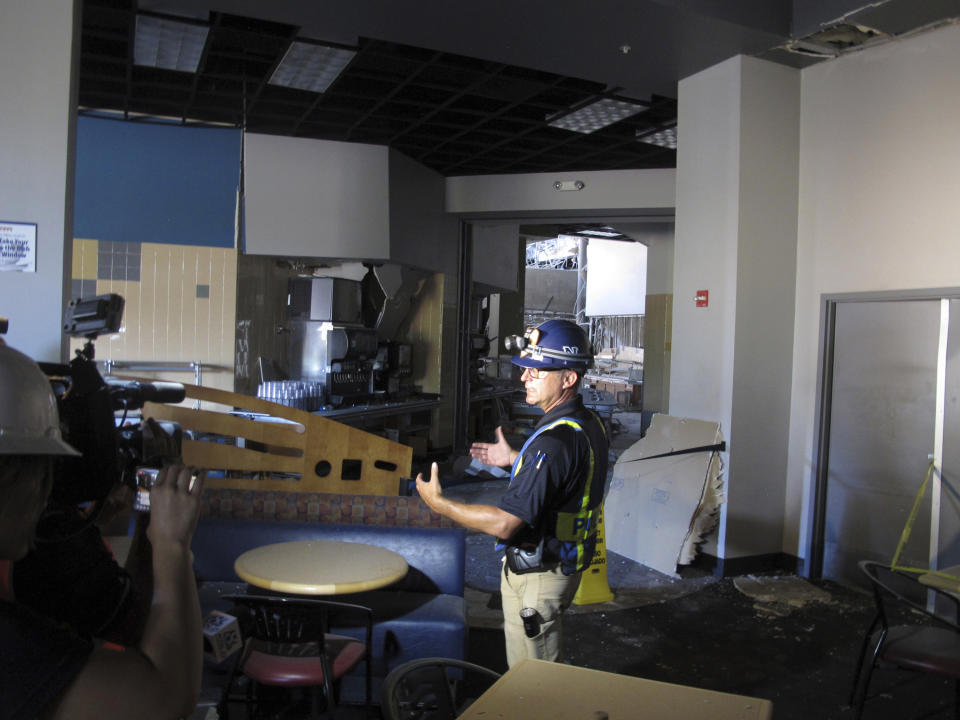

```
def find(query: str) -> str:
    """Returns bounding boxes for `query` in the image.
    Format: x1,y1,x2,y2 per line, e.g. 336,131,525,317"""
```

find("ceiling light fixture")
548,97,647,134
269,41,356,94
577,229,622,238
637,125,678,150
134,14,209,72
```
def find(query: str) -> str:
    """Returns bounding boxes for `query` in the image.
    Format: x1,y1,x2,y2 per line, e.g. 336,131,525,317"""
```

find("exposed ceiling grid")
78,1,678,176
77,0,960,176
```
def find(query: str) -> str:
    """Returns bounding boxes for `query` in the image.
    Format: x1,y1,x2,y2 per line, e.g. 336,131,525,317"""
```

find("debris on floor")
733,574,835,616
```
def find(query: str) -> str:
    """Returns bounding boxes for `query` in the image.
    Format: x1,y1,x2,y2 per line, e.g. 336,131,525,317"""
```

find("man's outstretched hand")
468,426,515,468
415,461,442,510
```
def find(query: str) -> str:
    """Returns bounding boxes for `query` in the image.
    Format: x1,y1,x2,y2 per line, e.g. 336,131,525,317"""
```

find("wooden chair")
222,594,373,720
380,658,501,720
140,381,412,496
850,560,960,719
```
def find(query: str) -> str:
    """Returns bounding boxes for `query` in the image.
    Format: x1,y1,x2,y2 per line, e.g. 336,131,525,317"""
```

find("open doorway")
810,289,960,585
458,216,673,449
518,221,673,424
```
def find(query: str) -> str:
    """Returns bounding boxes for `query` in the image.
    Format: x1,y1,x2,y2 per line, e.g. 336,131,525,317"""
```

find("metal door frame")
808,287,960,579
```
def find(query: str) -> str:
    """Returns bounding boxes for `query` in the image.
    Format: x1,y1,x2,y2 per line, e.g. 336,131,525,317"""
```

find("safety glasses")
522,366,562,380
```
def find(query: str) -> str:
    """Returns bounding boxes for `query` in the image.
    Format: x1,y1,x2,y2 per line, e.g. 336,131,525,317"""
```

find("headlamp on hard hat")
503,326,540,354
507,320,593,371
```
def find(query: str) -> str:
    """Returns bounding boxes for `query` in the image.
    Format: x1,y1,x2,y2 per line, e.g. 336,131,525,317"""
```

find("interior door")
823,299,940,586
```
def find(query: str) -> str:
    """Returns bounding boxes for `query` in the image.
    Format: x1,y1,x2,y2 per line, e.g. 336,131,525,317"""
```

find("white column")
672,55,800,562
0,0,80,361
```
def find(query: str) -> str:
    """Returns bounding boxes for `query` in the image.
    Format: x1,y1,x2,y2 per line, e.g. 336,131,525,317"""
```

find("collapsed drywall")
605,414,725,577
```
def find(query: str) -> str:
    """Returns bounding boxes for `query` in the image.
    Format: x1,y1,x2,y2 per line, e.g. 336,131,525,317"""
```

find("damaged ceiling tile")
784,22,890,58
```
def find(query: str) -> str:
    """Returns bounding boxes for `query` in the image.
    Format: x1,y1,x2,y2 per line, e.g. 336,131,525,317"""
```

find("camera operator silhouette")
0,335,205,720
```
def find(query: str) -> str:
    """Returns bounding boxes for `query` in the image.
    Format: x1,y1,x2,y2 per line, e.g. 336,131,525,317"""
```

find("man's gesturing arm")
468,426,518,468
416,462,524,540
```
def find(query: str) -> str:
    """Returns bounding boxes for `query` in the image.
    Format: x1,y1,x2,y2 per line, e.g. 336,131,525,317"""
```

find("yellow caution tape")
890,459,959,581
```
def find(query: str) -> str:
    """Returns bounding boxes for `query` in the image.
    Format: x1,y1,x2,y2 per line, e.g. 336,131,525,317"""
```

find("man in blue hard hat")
417,319,608,666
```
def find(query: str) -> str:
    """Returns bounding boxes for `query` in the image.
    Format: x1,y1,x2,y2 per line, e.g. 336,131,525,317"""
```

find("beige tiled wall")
643,293,672,413
72,237,98,280
71,239,237,398
400,272,456,448
404,272,445,394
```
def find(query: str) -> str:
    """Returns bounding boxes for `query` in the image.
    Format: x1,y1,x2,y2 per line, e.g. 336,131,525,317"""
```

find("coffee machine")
285,277,380,406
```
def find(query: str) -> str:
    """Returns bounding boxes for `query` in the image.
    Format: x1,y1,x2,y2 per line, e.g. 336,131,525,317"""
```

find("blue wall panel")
75,116,241,248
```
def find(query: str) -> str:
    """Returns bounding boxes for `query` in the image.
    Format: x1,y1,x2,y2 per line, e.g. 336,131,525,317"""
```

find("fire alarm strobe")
695,290,709,308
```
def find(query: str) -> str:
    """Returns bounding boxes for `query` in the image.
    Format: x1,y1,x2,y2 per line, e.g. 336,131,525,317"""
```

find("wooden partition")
142,382,412,496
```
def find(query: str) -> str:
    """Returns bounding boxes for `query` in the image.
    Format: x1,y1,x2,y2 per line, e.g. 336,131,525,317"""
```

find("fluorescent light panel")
549,98,646,134
270,42,356,94
637,125,678,149
578,229,622,238
134,15,208,72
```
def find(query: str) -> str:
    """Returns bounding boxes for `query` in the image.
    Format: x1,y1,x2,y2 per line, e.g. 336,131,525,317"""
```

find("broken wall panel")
605,414,725,577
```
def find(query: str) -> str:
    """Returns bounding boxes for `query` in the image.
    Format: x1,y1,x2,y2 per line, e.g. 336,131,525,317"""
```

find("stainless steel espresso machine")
280,277,413,408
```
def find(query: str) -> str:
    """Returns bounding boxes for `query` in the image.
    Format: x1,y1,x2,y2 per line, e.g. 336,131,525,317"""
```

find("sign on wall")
0,221,37,272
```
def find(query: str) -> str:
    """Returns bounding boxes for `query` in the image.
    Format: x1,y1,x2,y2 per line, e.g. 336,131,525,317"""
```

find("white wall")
243,133,390,259
672,55,800,561
0,1,79,362
671,58,742,434
619,222,674,296
787,23,960,557
472,222,520,293
727,58,800,559
389,148,459,274
244,139,461,273
445,168,676,214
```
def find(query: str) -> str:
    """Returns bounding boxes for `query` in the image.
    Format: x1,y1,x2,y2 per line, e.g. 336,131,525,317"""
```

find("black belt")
503,557,560,577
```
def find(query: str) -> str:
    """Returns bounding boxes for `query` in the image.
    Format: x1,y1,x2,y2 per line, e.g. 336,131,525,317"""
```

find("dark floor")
443,409,959,720
465,570,959,720
223,573,958,720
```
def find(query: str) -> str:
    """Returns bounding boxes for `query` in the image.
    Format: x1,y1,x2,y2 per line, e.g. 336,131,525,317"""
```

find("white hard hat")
0,338,80,456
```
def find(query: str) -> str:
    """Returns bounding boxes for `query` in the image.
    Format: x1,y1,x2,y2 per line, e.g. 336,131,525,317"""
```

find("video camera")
38,293,185,507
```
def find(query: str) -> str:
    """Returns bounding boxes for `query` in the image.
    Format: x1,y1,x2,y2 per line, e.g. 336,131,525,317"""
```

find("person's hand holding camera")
145,464,203,553
91,462,204,720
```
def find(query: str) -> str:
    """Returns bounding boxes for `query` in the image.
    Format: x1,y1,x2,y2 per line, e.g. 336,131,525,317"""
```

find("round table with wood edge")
233,540,409,595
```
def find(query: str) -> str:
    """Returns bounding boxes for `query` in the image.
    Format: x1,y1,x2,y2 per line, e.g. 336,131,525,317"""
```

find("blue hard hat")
509,319,592,371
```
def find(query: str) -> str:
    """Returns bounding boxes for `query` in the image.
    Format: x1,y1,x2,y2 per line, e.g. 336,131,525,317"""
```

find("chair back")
851,561,960,719
246,599,327,646
224,594,373,646
221,594,374,716
380,658,501,720
860,560,960,631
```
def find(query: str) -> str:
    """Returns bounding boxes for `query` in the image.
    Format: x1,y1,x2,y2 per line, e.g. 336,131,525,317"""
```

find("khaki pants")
500,559,581,667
